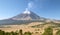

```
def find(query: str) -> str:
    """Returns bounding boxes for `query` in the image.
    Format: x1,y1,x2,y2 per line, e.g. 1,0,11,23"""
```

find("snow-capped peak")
23,8,31,14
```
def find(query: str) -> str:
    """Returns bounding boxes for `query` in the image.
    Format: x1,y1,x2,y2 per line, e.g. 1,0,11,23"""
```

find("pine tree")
19,29,23,35
24,32,32,35
42,27,53,35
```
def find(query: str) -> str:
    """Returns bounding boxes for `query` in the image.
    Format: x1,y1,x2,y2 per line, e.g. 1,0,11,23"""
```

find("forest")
0,27,60,35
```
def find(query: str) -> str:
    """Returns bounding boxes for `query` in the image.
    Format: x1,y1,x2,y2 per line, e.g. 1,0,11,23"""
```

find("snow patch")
23,8,31,14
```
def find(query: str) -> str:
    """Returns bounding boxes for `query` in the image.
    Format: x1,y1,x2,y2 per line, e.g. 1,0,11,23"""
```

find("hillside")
0,22,60,35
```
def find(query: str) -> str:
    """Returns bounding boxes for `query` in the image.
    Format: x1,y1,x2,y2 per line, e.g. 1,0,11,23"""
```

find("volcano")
11,8,40,20
0,9,50,25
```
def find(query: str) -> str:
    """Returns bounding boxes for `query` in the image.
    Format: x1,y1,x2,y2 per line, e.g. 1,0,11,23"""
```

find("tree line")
0,27,60,35
0,29,32,35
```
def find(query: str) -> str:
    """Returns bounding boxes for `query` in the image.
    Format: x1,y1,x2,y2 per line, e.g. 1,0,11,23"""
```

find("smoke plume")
27,1,34,9
27,0,42,9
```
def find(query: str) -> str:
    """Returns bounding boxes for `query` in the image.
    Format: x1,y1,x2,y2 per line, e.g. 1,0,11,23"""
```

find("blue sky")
0,0,60,20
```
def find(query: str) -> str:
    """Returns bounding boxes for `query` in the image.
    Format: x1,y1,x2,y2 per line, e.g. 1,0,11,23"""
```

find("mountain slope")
11,9,40,20
0,9,60,25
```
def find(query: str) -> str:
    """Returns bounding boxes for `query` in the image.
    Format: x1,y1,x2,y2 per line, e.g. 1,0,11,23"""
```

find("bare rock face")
11,9,40,20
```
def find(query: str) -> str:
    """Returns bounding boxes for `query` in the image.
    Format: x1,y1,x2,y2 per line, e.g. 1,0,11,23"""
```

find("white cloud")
0,18,5,20
0,17,8,20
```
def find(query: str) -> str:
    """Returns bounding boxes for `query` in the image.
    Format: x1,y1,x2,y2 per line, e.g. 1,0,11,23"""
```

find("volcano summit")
11,9,40,20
